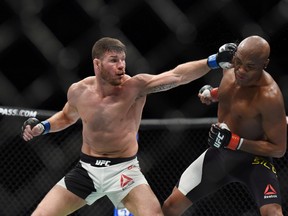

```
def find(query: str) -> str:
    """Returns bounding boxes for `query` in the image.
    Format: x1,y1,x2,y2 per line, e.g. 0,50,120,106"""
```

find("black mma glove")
21,117,51,139
208,123,243,150
207,43,237,69
21,117,40,136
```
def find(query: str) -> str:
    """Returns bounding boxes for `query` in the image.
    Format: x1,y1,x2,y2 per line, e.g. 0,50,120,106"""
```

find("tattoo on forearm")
148,82,178,94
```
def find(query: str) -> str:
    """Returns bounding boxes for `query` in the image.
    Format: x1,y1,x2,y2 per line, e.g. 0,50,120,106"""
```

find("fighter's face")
97,51,126,86
232,52,264,86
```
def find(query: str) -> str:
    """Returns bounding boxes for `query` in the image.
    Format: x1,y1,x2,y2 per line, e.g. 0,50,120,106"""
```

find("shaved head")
235,35,270,70
237,36,270,63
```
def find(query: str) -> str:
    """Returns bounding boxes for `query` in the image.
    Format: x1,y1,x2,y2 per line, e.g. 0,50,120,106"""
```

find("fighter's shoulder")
262,73,282,96
124,73,153,85
259,76,283,107
221,69,234,82
68,76,94,96
71,76,94,88
223,68,234,75
258,83,285,117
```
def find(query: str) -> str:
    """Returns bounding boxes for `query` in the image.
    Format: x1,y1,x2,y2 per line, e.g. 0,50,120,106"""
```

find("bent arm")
43,81,81,133
45,102,80,133
240,96,287,158
22,83,81,141
240,121,287,158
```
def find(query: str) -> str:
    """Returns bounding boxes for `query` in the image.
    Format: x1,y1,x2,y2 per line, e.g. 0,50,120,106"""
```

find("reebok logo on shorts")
264,184,278,199
120,174,134,190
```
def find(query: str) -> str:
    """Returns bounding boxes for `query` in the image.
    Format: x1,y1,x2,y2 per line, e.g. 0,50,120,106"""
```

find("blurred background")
0,0,287,118
0,0,288,216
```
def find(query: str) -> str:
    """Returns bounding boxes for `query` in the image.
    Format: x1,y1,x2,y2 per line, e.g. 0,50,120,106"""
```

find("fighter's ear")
93,58,100,68
264,58,270,69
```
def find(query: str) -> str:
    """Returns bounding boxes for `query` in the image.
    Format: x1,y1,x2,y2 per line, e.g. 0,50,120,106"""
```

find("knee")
260,204,283,216
162,199,178,216
31,208,47,216
162,194,192,216
144,202,163,216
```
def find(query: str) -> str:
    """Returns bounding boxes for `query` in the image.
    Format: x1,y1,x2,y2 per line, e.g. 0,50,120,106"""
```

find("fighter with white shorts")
57,152,148,209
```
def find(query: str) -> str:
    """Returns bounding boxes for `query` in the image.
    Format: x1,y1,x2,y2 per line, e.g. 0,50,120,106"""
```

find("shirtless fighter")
21,37,236,216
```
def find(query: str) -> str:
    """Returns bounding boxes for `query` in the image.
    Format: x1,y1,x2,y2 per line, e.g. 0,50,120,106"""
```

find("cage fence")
0,106,287,216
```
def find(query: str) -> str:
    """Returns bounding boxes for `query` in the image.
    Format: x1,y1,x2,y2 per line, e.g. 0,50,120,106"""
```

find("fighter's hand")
207,43,237,69
208,123,243,150
21,118,44,141
198,85,218,105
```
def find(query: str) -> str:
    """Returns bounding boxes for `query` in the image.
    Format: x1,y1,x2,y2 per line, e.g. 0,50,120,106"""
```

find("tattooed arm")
135,59,210,95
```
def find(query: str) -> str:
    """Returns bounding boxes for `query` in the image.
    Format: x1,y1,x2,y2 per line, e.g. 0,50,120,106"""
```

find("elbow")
273,153,285,159
275,152,286,159
62,112,79,126
273,145,287,158
68,118,79,126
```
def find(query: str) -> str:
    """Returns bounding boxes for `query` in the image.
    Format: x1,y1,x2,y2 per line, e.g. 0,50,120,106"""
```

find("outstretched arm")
138,59,210,95
137,43,237,95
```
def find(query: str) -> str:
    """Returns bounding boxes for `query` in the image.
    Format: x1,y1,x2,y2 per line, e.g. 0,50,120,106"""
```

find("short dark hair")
92,37,126,60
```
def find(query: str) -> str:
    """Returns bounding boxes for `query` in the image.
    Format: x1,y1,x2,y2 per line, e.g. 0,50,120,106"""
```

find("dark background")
0,1,288,215
0,0,288,118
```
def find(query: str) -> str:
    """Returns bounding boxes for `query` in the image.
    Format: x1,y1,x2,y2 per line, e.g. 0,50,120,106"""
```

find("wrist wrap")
207,54,219,69
227,134,243,150
210,88,219,99
41,120,51,135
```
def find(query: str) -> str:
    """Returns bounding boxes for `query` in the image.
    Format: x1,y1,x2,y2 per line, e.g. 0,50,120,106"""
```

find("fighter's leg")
162,148,227,216
122,184,163,216
162,187,192,216
32,185,86,216
242,157,283,216
260,203,283,216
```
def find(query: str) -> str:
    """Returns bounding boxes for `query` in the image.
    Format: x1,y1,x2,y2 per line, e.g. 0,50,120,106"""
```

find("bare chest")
79,95,127,125
218,87,262,130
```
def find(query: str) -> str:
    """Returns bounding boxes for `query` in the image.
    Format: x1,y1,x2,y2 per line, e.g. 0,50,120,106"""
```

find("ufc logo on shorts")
95,160,111,166
214,132,224,148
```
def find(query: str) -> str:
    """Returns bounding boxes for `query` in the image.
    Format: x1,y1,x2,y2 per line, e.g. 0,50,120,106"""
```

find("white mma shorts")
57,153,148,209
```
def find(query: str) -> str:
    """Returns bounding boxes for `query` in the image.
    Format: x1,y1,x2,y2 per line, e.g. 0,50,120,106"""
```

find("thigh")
178,148,227,202
32,185,86,216
245,157,282,207
122,184,163,216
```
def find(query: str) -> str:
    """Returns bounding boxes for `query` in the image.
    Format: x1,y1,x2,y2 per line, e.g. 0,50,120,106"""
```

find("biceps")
146,82,178,94
263,114,286,144
144,73,181,94
62,102,79,123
